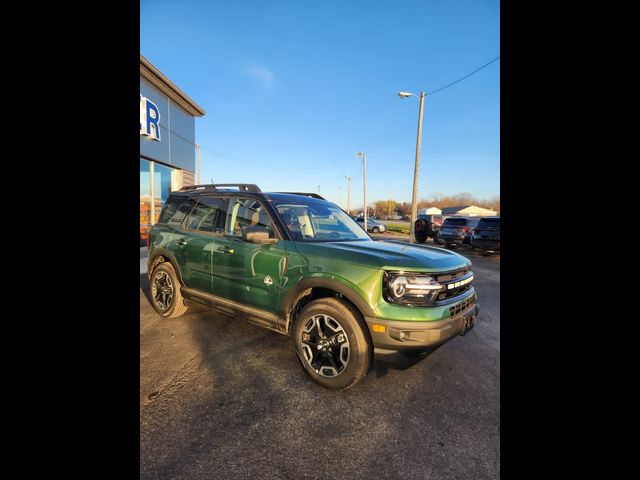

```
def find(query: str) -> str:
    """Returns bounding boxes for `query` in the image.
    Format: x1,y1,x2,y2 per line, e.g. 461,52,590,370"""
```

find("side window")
157,197,195,225
225,198,275,239
185,198,227,234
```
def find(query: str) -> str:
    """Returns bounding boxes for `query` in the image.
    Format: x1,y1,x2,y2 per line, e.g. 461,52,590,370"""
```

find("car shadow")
370,348,438,378
139,272,460,479
142,272,434,383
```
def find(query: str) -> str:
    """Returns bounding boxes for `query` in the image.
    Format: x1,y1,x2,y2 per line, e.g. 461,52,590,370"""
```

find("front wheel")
372,227,380,234
293,298,372,390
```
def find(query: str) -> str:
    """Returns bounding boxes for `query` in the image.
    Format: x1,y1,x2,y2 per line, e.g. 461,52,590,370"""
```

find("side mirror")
243,226,279,244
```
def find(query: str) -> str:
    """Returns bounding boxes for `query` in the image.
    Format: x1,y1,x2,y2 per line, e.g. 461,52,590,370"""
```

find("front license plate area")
460,310,476,335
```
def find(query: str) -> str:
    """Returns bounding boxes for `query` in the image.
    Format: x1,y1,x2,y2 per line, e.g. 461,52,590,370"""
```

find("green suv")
147,184,479,389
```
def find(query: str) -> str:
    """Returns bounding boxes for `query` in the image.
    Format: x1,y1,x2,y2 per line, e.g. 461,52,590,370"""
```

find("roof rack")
179,183,262,193
275,192,326,200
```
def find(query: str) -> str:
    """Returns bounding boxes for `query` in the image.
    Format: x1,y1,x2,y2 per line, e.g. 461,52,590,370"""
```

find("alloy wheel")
300,314,350,377
152,270,174,311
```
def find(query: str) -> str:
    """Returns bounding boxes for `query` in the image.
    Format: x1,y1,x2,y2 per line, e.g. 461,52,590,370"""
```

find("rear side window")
185,198,227,234
157,197,196,225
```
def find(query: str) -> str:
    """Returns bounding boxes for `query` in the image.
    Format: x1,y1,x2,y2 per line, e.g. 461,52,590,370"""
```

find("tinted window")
186,198,227,233
443,217,468,226
443,217,481,226
478,218,500,229
157,197,195,225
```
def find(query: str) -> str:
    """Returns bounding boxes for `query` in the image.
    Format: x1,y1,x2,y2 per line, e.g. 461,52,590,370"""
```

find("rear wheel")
293,298,372,390
414,219,429,243
150,262,188,318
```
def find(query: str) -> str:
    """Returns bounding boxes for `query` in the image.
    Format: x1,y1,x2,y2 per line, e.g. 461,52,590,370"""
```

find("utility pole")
409,91,425,243
345,175,352,215
357,152,367,232
195,144,201,185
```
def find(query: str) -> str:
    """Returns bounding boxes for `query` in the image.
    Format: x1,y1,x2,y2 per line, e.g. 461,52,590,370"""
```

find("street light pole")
410,91,425,243
357,152,367,232
345,175,351,215
398,90,426,243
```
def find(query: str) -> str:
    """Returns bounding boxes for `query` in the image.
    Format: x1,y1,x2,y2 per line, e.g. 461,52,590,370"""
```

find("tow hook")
461,313,475,336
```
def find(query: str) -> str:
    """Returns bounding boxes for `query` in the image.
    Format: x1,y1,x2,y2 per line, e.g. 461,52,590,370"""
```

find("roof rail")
179,183,262,193
275,192,326,200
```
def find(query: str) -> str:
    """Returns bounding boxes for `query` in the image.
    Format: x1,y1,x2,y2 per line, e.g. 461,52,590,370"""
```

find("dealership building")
140,55,205,240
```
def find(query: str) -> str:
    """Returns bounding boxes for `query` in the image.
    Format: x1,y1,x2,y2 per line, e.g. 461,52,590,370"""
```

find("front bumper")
365,296,479,350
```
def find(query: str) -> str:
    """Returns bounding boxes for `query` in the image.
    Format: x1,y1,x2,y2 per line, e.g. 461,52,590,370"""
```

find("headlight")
383,272,443,305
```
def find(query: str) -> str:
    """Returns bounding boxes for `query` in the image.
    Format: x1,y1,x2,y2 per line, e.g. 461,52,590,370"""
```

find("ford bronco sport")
147,184,479,389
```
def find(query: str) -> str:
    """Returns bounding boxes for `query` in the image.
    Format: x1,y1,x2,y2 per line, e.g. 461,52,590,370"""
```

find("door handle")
177,239,187,246
216,246,234,254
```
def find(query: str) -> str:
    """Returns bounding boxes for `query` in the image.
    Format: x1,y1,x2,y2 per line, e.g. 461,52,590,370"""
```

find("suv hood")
294,239,471,272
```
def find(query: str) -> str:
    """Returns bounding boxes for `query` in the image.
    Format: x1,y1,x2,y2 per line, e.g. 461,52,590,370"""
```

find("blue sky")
141,0,499,207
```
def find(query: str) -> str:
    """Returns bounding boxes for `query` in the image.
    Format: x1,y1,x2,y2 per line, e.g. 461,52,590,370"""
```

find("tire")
149,262,189,318
372,227,380,234
481,250,490,256
293,298,372,390
414,219,429,243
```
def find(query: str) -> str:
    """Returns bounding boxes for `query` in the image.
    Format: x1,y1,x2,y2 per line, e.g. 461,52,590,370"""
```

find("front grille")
437,283,473,301
434,267,474,301
449,294,476,316
432,266,471,283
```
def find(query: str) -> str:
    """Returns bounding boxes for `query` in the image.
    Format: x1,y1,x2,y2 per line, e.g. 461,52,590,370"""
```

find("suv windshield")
274,201,371,242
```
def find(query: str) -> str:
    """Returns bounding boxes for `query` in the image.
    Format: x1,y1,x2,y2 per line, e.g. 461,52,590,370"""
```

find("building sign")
140,94,161,141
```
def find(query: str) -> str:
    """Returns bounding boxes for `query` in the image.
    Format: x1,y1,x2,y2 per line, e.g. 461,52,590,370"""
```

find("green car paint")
148,190,478,350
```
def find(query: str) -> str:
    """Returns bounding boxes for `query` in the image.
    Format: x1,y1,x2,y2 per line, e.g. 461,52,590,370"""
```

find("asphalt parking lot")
140,240,500,479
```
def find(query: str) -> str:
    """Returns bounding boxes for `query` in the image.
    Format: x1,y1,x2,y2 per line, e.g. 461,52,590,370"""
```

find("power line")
156,123,248,162
427,56,500,96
